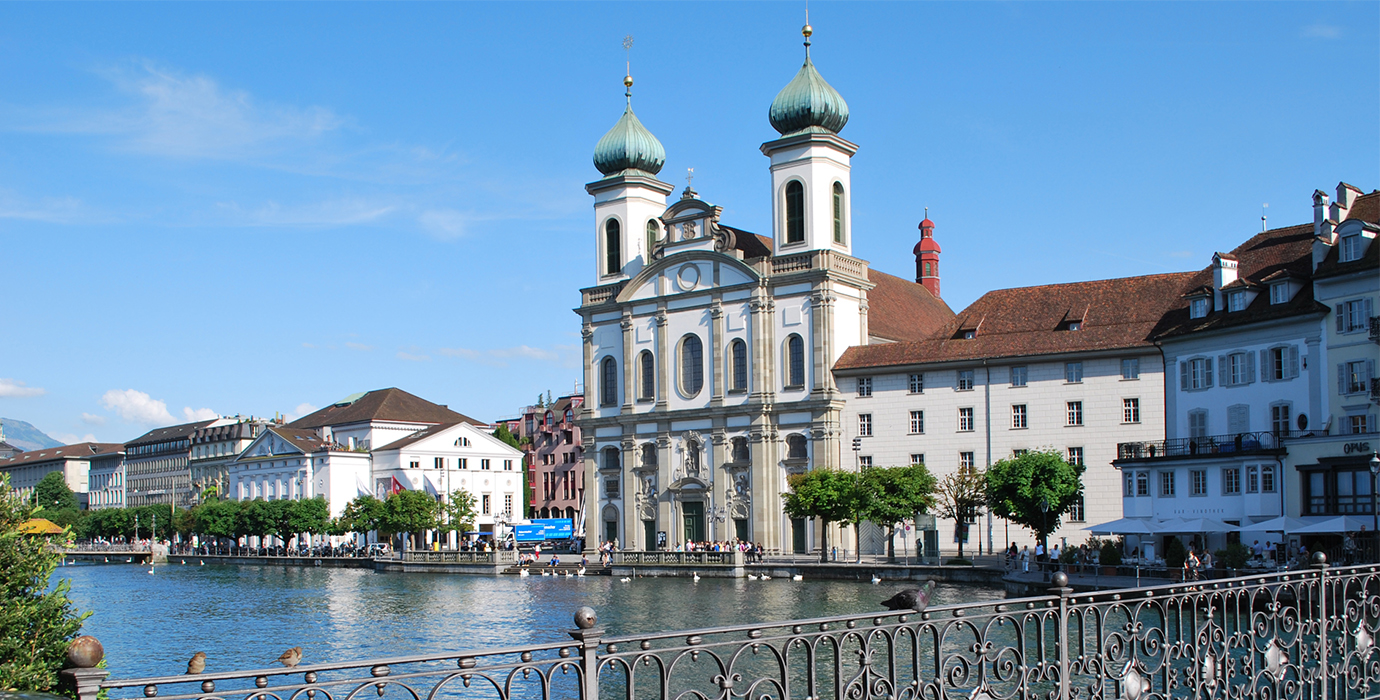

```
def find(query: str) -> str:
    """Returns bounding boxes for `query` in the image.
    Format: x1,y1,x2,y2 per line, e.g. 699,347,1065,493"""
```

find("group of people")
1007,541,1097,573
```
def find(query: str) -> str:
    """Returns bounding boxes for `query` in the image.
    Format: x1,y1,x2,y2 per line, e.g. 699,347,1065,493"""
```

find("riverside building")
125,419,225,508
577,26,953,553
0,442,124,507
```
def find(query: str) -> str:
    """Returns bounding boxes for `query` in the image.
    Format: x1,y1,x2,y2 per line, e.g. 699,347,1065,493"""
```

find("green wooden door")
682,501,706,542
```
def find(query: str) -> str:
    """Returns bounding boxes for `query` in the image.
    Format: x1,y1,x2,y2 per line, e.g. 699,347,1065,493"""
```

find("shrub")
944,557,973,566
0,473,88,693
1165,537,1187,569
1215,542,1250,570
1100,540,1122,566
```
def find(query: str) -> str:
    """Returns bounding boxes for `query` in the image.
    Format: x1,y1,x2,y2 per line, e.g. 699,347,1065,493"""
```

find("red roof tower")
913,214,942,299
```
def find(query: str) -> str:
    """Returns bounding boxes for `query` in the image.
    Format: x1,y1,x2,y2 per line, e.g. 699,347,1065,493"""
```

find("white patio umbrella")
1084,518,1157,535
1292,515,1372,534
1156,517,1240,533
1242,516,1312,533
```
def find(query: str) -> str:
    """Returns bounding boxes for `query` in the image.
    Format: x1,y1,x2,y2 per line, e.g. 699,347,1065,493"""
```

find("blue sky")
1,2,1375,445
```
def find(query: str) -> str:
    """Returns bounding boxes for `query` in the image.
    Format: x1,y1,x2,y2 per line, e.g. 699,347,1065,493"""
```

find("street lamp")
1369,453,1379,562
1038,497,1050,573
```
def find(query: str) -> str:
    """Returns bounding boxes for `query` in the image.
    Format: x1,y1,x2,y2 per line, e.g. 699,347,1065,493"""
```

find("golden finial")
802,2,812,56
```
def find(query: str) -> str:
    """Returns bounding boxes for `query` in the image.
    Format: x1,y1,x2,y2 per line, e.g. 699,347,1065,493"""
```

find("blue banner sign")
514,519,573,542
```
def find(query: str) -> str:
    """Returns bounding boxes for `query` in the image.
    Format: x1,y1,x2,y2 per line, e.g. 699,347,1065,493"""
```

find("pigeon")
792,574,803,581
880,580,937,612
186,652,206,675
871,575,882,584
276,647,303,668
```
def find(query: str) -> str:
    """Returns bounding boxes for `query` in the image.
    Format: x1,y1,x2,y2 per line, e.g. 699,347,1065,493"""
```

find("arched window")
785,181,805,244
638,350,655,401
786,334,805,388
832,182,845,243
640,443,658,468
604,219,621,276
924,262,933,277
786,433,808,460
680,334,704,396
602,446,620,471
600,356,618,406
646,220,659,259
729,339,748,392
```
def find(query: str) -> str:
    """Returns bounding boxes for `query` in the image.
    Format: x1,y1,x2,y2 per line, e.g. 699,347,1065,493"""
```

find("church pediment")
619,250,760,302
667,476,709,493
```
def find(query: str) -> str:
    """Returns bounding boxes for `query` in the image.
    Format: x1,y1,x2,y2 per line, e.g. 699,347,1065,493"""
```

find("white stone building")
0,442,124,507
834,274,1190,554
227,425,372,520
577,31,953,553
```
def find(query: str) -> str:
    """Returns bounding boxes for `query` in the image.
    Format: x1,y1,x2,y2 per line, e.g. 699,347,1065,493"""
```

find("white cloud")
1303,23,1341,39
286,403,317,422
214,198,396,228
488,345,559,362
183,407,219,421
0,191,102,225
396,351,431,362
438,344,577,368
345,342,373,352
0,378,46,398
53,432,99,445
101,389,175,426
80,413,107,426
418,208,469,239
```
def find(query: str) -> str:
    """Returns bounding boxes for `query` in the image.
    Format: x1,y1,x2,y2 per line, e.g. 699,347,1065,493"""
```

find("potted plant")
1100,540,1122,575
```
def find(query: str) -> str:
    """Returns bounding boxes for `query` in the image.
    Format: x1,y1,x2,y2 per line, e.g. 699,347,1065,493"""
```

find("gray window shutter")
1339,363,1348,394
1338,304,1347,332
1218,355,1228,386
1289,346,1300,378
1369,360,1376,386
1180,361,1189,391
1366,298,1375,323
1246,352,1256,384
1205,357,1214,387
1260,349,1270,382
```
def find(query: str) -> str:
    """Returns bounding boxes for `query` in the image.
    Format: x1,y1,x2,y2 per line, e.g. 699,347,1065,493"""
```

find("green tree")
984,449,1085,548
241,500,276,544
933,468,987,561
32,472,77,512
440,490,478,541
782,468,864,563
0,473,87,693
378,491,439,549
290,497,331,540
194,499,241,545
492,426,532,517
339,495,384,540
860,464,937,563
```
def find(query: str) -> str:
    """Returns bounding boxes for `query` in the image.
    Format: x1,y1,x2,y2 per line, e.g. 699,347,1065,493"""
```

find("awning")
1293,515,1372,534
1241,516,1312,533
1084,518,1157,535
1155,517,1240,533
18,518,65,535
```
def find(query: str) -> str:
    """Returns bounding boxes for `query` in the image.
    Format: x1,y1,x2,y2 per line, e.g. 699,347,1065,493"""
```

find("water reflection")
58,564,1003,680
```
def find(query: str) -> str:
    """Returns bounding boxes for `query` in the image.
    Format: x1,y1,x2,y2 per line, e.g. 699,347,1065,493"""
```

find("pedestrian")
1265,539,1277,563
1021,546,1030,573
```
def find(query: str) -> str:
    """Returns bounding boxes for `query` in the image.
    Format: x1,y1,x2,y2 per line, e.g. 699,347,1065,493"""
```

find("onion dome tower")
761,22,859,256
587,73,674,283
914,211,942,298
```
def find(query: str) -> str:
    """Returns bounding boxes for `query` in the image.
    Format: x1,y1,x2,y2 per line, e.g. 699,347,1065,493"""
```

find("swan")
147,567,155,575
620,577,631,582
792,574,803,581
747,574,759,580
871,575,882,584
577,567,586,576
519,569,530,577
692,572,701,582
761,575,771,580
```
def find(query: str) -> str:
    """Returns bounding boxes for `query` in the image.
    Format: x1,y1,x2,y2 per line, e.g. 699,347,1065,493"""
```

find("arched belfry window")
786,334,805,388
729,339,748,392
646,220,659,259
600,356,618,406
680,334,704,396
785,181,805,244
832,182,845,244
605,219,622,276
638,350,655,401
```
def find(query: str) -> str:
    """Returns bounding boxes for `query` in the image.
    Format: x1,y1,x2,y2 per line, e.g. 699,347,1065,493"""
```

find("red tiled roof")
836,272,1194,370
866,269,956,342
289,388,482,429
1343,189,1379,223
0,442,124,466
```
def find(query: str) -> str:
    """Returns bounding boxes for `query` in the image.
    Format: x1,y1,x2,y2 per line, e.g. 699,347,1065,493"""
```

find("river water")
56,562,1004,681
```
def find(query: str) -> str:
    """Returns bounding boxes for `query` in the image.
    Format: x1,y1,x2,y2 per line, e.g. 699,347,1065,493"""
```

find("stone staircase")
502,562,610,576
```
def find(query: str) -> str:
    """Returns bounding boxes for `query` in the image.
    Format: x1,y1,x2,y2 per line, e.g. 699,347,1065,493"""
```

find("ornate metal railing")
609,550,743,566
66,555,1379,700
1117,430,1299,461
401,550,518,564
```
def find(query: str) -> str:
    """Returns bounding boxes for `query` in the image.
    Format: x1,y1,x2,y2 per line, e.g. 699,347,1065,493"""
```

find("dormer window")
1270,282,1289,305
1190,298,1208,319
963,330,976,339
1340,234,1363,262
1067,321,1082,331
1227,291,1247,312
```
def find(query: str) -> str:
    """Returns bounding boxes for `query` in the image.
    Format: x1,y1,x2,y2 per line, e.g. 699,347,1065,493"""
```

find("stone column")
618,437,635,548
655,308,670,409
711,429,727,539
581,322,595,410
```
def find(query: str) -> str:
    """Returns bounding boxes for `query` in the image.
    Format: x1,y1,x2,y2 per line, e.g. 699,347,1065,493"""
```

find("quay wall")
166,554,373,569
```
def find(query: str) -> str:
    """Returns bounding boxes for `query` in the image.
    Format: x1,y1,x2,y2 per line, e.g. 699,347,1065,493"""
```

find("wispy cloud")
214,198,396,228
1302,23,1341,39
418,208,470,239
53,432,99,445
80,413,107,426
344,342,373,352
396,351,431,362
0,378,46,398
438,344,578,368
0,190,105,225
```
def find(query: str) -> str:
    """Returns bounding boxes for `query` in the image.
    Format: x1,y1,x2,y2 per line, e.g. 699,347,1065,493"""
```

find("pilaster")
620,313,635,413
710,299,725,406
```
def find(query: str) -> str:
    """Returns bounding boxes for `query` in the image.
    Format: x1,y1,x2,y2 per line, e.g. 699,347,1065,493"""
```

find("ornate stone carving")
682,220,697,240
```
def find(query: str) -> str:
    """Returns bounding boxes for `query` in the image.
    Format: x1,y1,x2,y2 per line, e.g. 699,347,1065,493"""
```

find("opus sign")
1343,441,1373,455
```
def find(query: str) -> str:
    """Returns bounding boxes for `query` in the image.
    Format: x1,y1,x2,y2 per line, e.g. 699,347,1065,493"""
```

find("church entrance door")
644,520,657,551
682,501,706,543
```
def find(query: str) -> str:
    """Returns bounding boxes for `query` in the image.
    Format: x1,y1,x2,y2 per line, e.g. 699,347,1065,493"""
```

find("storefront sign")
1343,442,1373,455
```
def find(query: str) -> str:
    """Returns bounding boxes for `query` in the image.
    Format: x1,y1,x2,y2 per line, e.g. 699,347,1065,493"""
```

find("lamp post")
1038,497,1050,575
1370,453,1379,563
134,515,139,546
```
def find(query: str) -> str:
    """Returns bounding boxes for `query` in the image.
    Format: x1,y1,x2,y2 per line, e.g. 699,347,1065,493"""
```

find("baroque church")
576,26,953,553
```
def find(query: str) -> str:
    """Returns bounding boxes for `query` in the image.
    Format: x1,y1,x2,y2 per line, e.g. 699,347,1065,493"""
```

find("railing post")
568,607,603,700
1048,572,1073,700
1313,552,1329,700
61,636,109,700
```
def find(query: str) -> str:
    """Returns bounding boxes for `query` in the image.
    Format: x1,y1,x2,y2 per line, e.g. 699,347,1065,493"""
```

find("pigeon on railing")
880,580,936,612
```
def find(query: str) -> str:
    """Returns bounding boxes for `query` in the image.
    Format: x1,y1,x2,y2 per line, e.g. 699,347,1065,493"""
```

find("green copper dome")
768,56,849,136
593,102,666,177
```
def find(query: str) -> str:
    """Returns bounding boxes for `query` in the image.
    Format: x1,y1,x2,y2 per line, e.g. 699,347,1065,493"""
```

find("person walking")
1021,546,1030,573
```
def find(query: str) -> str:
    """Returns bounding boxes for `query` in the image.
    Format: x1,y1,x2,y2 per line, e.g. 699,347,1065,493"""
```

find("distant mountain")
0,418,64,451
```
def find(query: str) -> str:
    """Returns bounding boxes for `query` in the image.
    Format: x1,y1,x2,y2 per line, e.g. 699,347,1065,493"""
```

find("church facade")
576,27,953,553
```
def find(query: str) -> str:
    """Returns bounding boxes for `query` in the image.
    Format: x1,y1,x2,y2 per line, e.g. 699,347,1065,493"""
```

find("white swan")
792,574,803,581
620,577,631,582
747,574,759,580
871,575,882,584
519,569,530,577
692,572,701,582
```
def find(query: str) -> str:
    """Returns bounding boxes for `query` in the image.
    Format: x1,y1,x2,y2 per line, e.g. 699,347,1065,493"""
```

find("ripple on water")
57,563,1004,679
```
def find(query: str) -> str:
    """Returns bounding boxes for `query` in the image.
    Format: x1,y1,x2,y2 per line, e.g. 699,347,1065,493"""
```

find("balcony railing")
609,550,743,566
400,550,517,565
1117,430,1298,461
74,559,1378,700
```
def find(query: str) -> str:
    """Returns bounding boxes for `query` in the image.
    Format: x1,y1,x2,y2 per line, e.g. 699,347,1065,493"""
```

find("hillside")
0,418,63,451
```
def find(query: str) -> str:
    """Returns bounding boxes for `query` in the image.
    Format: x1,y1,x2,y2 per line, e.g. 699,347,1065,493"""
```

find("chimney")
1333,181,1362,222
913,215,942,298
1212,253,1238,311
